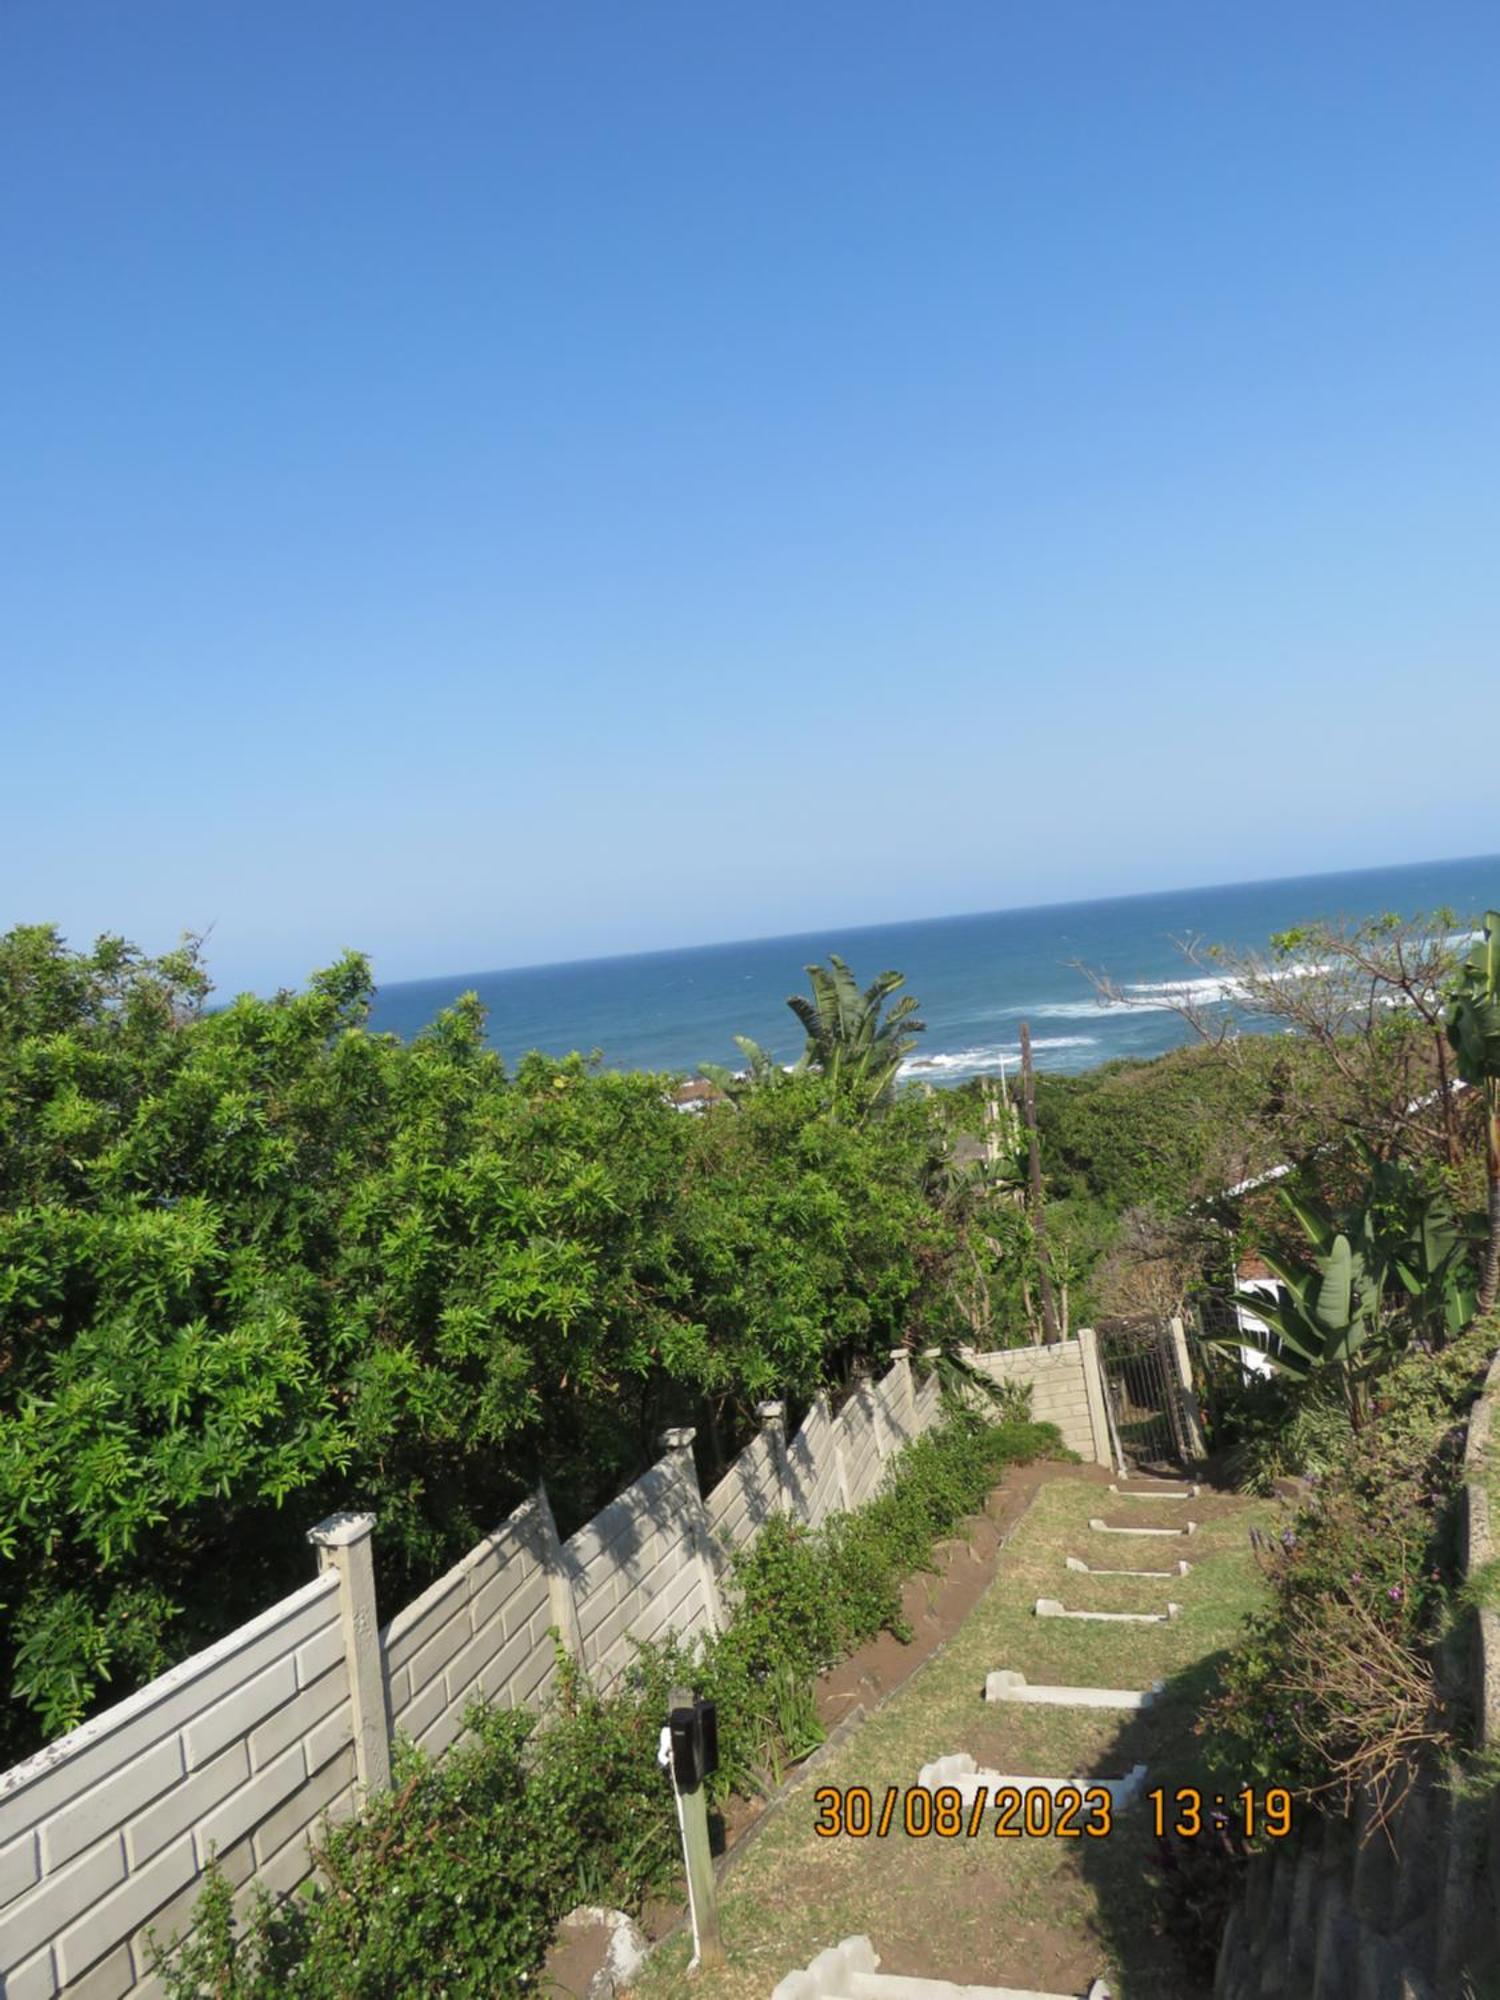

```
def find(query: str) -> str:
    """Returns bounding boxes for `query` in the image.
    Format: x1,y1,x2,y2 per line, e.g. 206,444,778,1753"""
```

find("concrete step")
1036,1597,1180,1624
1107,1482,1198,1501
984,1669,1163,1710
771,1935,1112,2000
1066,1555,1192,1579
1088,1516,1196,1537
917,1752,1148,1810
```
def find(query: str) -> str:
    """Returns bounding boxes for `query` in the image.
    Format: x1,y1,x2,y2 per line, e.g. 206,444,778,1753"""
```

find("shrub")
1208,1367,1356,1493
1199,1319,1496,1822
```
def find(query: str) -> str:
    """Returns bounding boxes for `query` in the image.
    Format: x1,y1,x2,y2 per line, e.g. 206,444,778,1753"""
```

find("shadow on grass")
1075,1645,1251,1998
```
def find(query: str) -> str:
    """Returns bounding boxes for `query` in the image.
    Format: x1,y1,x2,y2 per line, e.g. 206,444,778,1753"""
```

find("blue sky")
4,2,1498,995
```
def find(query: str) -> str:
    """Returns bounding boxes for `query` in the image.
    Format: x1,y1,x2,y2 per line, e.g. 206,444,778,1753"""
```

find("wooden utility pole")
1019,1022,1059,1345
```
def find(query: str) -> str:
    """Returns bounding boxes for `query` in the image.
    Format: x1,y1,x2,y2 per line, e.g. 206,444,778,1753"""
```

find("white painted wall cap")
307,1510,376,1547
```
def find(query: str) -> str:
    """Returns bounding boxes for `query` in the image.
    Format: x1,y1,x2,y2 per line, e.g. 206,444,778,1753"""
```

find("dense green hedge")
149,1402,1066,1999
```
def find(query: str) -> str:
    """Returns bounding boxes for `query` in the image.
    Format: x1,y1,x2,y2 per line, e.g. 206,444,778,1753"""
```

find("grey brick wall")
967,1339,1103,1462
706,1430,784,1555
786,1396,843,1526
836,1389,882,1508
0,1573,349,2000
384,1496,555,1761
564,1456,713,1688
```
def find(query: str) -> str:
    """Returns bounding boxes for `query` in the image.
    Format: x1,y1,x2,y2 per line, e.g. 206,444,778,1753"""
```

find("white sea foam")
899,1036,1099,1080
990,999,1120,1021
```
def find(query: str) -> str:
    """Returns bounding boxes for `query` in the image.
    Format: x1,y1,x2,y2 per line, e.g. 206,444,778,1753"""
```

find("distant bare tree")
1076,910,1474,1173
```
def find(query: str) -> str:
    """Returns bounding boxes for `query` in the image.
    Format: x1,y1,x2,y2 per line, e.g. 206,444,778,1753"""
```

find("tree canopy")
0,926,991,1758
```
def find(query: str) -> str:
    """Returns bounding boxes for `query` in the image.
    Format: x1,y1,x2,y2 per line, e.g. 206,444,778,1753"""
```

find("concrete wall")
964,1337,1109,1465
0,1346,1043,1995
565,1447,717,1688
706,1427,787,1557
383,1496,556,1762
786,1394,845,1528
1213,1347,1500,2000
0,1573,353,2000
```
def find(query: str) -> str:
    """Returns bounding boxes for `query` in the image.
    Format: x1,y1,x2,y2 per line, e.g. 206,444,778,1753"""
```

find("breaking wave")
899,1036,1099,1080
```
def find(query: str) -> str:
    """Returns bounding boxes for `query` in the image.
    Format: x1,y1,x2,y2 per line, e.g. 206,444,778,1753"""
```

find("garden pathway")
624,1460,1268,2000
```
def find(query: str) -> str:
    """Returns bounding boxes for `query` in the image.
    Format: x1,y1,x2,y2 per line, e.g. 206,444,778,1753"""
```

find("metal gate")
1096,1321,1189,1470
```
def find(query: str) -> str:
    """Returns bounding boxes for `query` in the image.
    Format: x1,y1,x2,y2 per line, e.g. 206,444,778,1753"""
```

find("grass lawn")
627,1473,1271,2000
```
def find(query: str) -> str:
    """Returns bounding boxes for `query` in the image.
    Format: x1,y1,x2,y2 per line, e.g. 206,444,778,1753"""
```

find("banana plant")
1366,1153,1478,1340
1219,1152,1479,1415
786,955,926,1116
1220,1178,1392,1418
702,956,926,1120
1220,1206,1388,1421
697,1035,798,1099
1446,910,1500,1313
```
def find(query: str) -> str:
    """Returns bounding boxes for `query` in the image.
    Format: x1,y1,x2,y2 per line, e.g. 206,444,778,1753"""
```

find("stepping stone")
1066,1555,1192,1579
1089,1517,1196,1537
1036,1598,1180,1623
984,1669,1163,1711
918,1752,1149,1811
1107,1482,1198,1500
771,1933,1114,1999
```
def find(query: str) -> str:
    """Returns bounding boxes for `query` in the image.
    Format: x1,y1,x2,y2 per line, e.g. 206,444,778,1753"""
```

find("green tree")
1446,910,1500,1312
0,927,983,1756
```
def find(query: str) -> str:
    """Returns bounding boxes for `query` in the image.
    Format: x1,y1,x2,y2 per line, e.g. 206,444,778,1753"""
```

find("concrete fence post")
1076,1327,1113,1468
307,1511,392,1796
660,1428,724,1637
756,1399,793,1518
532,1481,585,1661
854,1364,890,1470
822,1391,852,1514
1168,1317,1208,1460
919,1347,942,1433
887,1347,916,1437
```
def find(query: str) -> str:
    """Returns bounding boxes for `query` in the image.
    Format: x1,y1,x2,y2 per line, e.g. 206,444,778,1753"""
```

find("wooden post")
307,1512,391,1796
1020,1021,1059,1345
669,1683,723,1970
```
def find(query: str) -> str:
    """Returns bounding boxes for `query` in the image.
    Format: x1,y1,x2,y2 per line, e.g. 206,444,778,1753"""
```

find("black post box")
668,1696,719,1791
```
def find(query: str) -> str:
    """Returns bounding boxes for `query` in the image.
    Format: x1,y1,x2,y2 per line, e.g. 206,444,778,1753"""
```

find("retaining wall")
964,1335,1110,1465
0,1339,1103,1996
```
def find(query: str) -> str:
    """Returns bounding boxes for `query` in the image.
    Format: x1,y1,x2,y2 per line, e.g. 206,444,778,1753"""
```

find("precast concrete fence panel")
0,1349,1013,1993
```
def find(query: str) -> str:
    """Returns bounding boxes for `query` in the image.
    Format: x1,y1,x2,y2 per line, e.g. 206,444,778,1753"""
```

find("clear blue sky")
4,2,1498,995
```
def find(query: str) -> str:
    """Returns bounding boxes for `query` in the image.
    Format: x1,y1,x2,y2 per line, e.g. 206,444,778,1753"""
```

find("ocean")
366,854,1500,1086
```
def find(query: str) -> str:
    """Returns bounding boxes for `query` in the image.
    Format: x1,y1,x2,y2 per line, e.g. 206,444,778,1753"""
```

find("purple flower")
1388,1585,1403,1602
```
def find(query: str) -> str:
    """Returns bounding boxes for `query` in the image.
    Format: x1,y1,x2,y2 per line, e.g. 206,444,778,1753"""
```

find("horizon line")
359,848,1500,999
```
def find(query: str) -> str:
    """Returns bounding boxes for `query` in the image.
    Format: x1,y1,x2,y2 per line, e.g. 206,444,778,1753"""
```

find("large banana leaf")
1314,1233,1356,1335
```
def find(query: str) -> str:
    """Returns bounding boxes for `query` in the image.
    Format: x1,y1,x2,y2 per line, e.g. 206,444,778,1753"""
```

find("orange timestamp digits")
1148,1786,1294,1840
812,1784,1115,1839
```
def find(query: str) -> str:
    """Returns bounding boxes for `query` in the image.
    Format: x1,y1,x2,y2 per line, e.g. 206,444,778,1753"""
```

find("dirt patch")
812,1457,1112,1734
